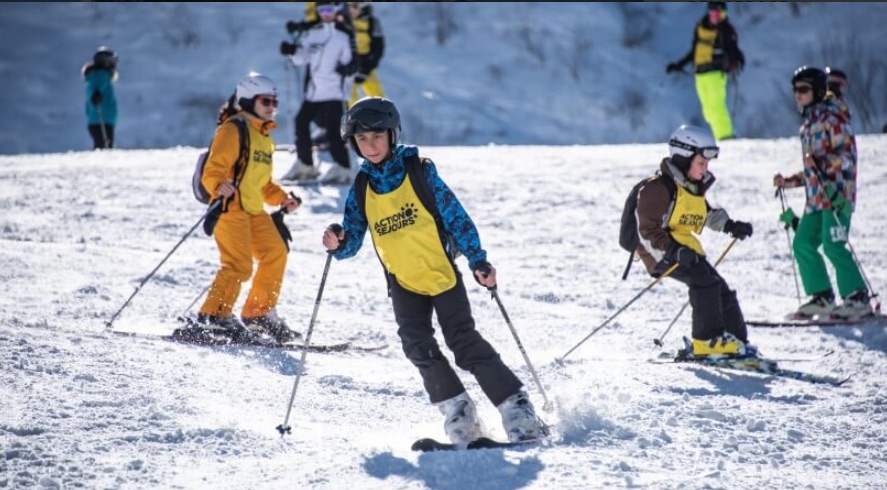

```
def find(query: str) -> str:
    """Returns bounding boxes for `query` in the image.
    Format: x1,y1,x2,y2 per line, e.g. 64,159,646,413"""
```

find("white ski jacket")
289,22,353,103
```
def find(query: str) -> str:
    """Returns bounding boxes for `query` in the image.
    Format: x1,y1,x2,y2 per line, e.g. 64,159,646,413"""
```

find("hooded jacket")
635,158,731,275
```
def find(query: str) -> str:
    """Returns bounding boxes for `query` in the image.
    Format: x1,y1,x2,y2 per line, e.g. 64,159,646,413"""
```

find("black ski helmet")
93,46,118,69
707,1,727,11
825,66,848,98
792,66,827,104
341,97,401,157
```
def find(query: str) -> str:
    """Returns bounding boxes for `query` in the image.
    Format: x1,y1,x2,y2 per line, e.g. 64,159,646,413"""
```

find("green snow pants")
694,71,733,141
793,209,866,298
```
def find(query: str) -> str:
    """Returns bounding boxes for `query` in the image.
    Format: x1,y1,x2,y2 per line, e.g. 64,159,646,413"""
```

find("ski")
112,327,387,354
747,314,886,328
653,353,851,386
411,436,543,453
655,349,835,363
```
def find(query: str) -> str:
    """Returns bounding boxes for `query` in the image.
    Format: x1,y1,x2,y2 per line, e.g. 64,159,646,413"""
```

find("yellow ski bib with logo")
365,173,457,295
668,186,707,256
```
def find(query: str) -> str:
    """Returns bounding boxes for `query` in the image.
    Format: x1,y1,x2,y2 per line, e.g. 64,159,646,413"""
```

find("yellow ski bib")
365,174,457,295
668,186,707,256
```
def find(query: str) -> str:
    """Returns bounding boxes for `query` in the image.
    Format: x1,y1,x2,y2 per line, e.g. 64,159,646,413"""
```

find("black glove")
723,219,753,240
90,90,102,105
472,260,493,287
327,223,345,253
335,62,353,77
354,72,367,85
280,41,297,56
667,243,699,269
666,62,683,74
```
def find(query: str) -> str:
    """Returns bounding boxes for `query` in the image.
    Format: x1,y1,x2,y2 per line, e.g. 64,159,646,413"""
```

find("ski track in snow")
2,137,887,489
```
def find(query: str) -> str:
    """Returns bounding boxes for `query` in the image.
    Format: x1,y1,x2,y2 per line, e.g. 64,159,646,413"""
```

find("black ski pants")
88,124,114,149
668,259,748,342
294,100,350,169
390,273,523,407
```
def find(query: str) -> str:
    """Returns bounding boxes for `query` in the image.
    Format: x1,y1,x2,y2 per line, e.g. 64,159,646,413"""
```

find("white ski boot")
497,390,544,442
436,392,485,447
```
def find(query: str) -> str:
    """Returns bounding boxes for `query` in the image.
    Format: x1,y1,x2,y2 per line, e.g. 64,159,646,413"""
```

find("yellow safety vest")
365,173,457,295
692,24,718,68
667,186,707,256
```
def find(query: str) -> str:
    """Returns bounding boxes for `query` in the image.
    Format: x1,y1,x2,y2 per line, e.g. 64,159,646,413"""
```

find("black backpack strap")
218,117,250,213
231,117,250,188
404,155,443,225
354,170,369,220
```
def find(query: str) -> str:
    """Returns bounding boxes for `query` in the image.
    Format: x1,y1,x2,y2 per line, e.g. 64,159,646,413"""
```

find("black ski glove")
90,90,102,105
280,41,297,56
472,260,493,287
354,72,367,85
724,219,753,240
666,62,683,74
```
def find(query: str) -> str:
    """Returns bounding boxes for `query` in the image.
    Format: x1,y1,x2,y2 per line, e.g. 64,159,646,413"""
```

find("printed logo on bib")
253,149,273,165
678,213,705,228
374,203,419,236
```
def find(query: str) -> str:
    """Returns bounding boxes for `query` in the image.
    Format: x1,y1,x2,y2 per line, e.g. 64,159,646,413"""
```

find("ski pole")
653,238,738,348
277,224,341,436
777,187,802,306
181,284,210,318
106,200,221,329
487,286,553,413
558,263,679,363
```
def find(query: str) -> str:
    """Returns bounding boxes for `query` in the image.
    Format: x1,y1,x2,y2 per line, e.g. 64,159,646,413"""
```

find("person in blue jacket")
81,46,118,149
321,97,544,447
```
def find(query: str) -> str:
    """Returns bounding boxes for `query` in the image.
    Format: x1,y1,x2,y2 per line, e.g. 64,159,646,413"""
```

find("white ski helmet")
668,125,719,160
235,72,277,102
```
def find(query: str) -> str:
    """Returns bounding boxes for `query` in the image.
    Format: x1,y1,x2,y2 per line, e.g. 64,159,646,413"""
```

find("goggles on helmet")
342,108,394,137
669,138,719,159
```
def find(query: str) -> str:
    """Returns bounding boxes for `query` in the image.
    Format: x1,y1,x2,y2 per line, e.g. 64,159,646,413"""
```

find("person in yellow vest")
634,125,755,359
666,1,745,141
346,2,386,106
195,73,302,343
322,97,545,446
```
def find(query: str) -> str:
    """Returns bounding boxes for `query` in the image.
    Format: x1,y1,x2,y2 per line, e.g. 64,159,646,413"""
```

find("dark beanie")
708,1,727,10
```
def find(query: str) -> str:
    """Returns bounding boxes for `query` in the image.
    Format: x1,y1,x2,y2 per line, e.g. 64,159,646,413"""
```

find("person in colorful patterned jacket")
635,125,755,359
773,66,871,320
82,46,118,149
666,1,745,141
196,73,301,342
322,97,545,446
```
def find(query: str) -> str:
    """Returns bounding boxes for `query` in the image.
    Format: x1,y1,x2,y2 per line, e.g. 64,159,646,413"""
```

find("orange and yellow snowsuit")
199,112,291,319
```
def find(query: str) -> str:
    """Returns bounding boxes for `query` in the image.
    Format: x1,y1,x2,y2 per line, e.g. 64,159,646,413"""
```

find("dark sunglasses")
793,85,812,94
257,97,278,108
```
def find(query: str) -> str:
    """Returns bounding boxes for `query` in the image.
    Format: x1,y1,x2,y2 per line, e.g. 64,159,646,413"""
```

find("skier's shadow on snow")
816,322,887,355
362,448,544,490
208,344,303,376
667,367,821,403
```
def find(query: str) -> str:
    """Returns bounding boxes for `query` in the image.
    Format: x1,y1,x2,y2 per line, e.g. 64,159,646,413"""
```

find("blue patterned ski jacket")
334,144,488,271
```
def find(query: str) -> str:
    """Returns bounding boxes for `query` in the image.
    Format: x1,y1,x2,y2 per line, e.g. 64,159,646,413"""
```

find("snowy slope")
3,133,887,489
1,2,886,154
